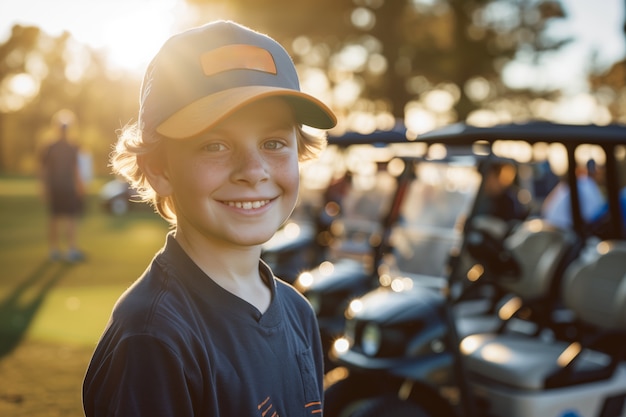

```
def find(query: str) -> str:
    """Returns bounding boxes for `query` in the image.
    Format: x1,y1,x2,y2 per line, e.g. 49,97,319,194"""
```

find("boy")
82,20,336,417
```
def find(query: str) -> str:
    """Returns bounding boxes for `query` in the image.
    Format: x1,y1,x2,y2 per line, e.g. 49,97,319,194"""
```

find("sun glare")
98,8,177,72
4,0,181,74
87,1,178,72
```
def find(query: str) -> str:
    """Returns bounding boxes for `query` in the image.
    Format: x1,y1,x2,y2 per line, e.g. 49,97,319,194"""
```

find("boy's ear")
138,153,173,197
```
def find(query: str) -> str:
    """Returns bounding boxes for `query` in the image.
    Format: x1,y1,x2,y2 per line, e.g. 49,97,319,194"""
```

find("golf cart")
296,150,514,371
297,129,549,372
99,178,139,215
324,121,626,417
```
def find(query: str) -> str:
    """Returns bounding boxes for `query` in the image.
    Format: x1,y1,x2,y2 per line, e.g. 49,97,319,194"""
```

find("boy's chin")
235,229,281,247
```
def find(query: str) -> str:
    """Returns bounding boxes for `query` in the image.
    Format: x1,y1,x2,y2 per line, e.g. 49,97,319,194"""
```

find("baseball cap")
139,20,337,140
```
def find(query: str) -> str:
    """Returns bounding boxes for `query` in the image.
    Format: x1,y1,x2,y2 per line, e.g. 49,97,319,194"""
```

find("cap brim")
156,86,337,139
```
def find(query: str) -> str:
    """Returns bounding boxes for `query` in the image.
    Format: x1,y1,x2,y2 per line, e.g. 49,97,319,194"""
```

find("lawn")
0,176,170,417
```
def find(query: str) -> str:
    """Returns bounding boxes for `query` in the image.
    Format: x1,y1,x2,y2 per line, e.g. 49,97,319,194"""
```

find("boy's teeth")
226,200,269,209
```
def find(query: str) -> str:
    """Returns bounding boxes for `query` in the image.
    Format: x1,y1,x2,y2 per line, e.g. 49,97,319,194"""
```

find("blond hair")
111,120,326,225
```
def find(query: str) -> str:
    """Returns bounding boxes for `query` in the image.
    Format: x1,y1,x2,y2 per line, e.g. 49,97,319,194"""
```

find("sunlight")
296,272,314,289
497,296,522,320
348,299,363,315
480,343,512,364
332,337,350,354
3,0,180,74
405,102,437,135
319,261,335,276
94,3,177,72
466,264,484,282
0,73,38,112
283,222,302,239
557,342,581,367
423,89,456,113
460,336,512,364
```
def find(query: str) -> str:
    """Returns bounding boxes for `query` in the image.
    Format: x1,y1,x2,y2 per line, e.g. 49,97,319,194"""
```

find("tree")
586,0,626,124
0,0,578,174
0,25,42,171
0,25,141,175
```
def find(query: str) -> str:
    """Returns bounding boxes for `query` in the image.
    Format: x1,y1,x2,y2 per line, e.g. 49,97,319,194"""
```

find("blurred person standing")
39,111,86,262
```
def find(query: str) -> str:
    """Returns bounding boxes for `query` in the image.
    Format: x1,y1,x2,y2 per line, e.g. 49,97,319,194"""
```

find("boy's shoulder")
273,276,316,317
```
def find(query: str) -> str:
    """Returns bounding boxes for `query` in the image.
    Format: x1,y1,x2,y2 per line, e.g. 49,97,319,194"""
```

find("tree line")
0,0,622,176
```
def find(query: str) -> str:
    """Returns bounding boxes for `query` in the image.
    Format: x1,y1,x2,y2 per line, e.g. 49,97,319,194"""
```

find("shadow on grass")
0,260,75,359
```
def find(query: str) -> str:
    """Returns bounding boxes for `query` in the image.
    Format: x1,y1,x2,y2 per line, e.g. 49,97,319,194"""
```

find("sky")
0,0,186,72
1,0,625,94
502,0,626,94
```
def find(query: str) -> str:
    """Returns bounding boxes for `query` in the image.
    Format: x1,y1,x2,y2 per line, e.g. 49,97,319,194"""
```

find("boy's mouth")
223,200,271,210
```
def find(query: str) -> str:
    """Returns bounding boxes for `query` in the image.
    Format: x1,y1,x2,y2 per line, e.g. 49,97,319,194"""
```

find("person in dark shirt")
478,161,527,222
82,20,336,417
40,118,85,262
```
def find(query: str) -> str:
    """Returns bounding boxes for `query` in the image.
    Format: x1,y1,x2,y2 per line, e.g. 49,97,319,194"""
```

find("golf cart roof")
327,121,626,149
417,121,626,146
327,125,410,147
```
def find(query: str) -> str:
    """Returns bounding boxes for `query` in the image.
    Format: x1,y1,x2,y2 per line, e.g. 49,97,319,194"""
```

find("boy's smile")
151,97,301,251
221,199,271,210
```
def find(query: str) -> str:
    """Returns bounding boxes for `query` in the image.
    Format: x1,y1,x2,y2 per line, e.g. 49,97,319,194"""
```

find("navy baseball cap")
139,20,337,140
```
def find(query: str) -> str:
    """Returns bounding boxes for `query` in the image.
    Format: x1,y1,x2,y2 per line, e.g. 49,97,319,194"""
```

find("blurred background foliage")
1,0,624,176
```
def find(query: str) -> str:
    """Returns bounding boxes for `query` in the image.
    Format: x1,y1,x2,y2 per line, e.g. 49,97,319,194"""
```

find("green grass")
0,177,169,340
27,285,130,345
0,176,170,416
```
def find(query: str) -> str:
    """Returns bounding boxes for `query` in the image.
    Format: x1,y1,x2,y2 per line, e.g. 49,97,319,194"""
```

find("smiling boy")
82,20,336,417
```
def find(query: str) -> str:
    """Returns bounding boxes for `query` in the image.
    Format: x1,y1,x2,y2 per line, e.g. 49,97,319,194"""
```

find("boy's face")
154,97,300,249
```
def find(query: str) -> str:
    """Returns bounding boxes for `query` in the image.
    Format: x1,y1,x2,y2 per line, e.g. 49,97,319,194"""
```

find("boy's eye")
263,139,286,150
203,143,226,152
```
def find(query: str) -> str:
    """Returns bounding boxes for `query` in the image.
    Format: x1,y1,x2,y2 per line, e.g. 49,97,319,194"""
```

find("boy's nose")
232,147,270,184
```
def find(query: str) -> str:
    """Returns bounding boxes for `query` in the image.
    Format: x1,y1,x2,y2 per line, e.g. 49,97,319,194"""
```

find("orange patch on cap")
200,44,277,77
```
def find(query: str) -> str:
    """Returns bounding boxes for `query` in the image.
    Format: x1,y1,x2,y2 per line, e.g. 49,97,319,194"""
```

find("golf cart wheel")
324,375,384,417
348,395,430,417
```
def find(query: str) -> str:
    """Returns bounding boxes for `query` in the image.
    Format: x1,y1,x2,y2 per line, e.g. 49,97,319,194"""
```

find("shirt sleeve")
83,334,196,417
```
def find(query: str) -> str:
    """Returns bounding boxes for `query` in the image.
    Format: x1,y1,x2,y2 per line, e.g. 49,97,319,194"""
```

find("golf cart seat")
495,219,578,300
455,217,578,338
460,240,626,390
